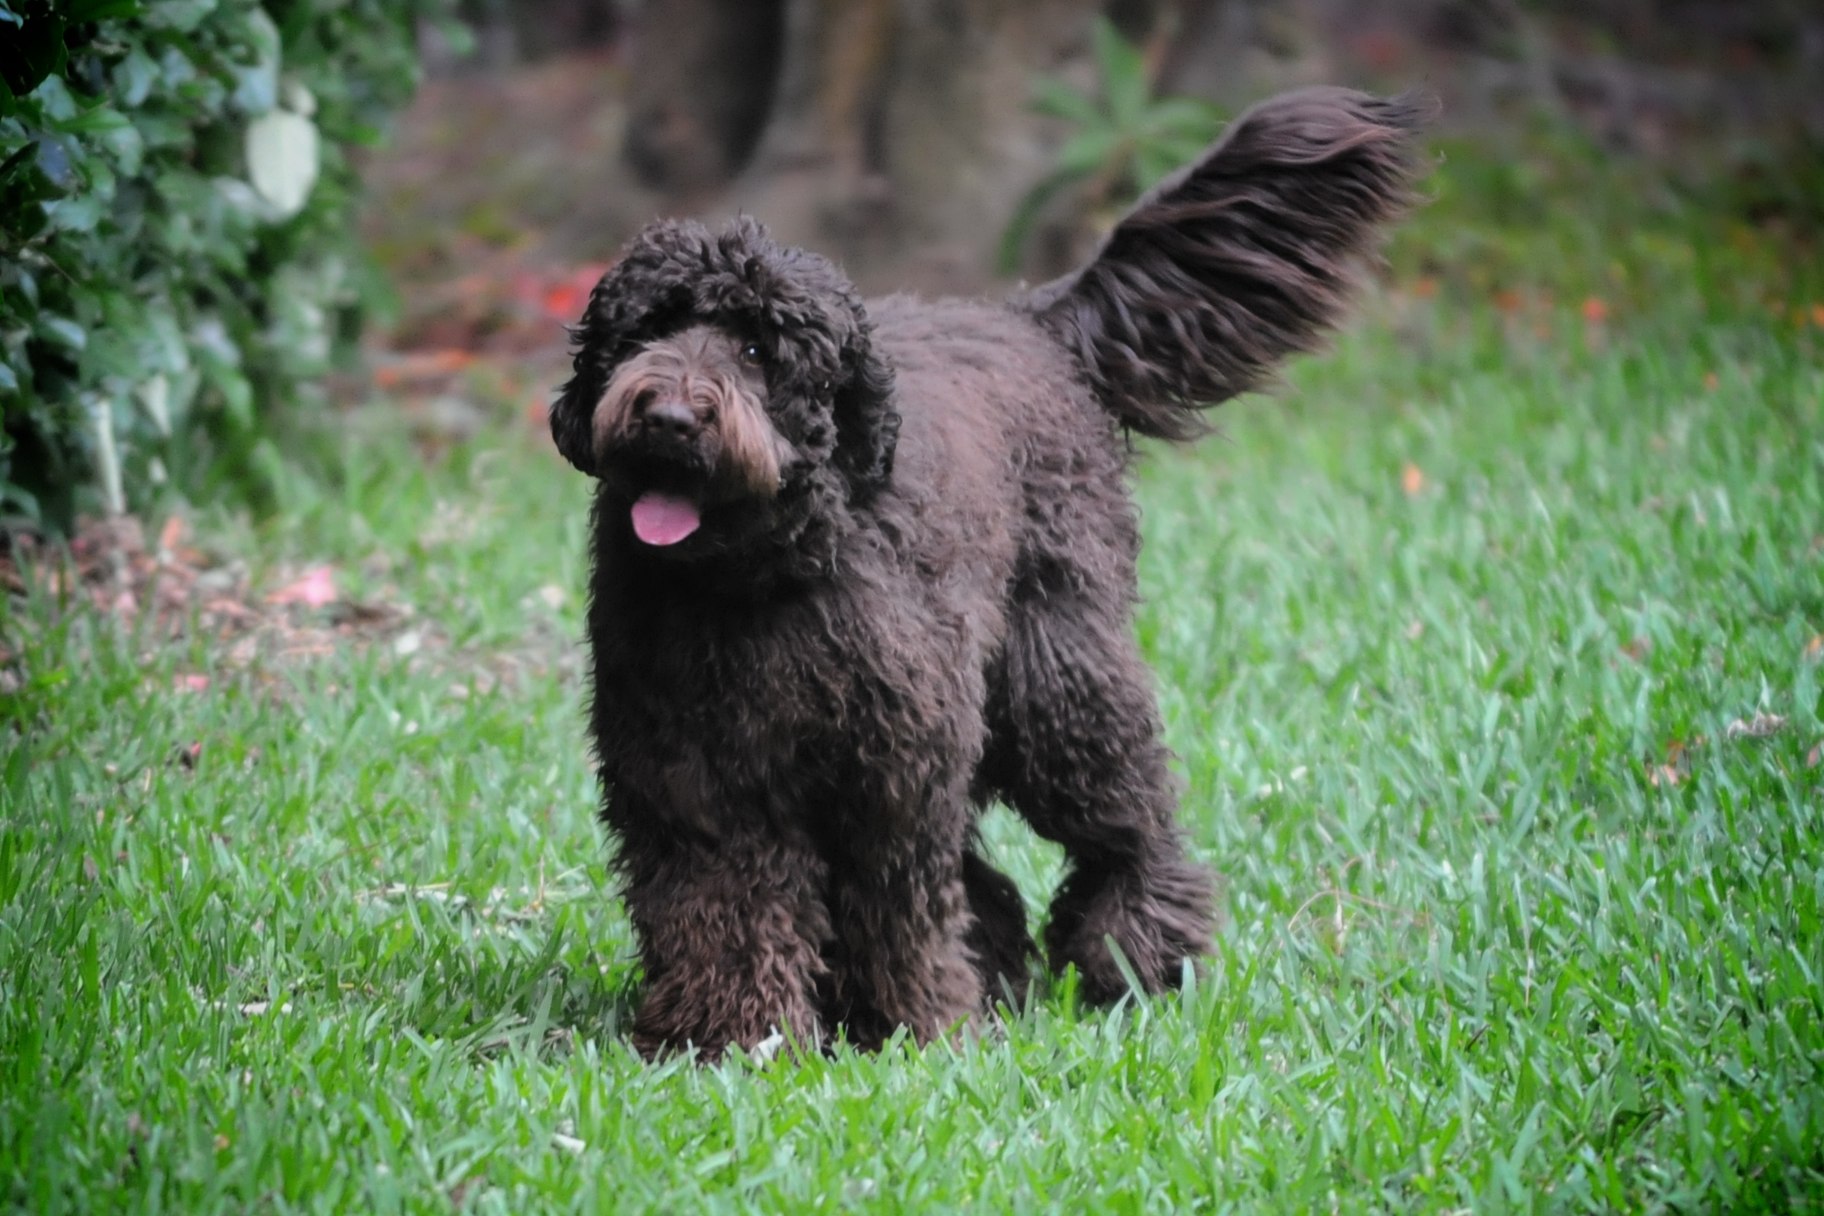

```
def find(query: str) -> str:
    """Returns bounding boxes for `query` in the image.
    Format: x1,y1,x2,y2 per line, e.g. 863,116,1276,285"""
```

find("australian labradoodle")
551,87,1430,1060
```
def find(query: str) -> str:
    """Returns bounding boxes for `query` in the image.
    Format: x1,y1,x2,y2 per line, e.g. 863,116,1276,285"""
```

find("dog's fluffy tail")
1023,87,1435,440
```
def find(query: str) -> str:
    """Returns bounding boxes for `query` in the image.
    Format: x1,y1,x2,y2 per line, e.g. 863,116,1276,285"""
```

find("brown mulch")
0,516,439,691
3,515,581,702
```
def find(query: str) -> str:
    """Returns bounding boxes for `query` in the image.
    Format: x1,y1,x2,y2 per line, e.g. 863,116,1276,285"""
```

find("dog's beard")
591,327,797,553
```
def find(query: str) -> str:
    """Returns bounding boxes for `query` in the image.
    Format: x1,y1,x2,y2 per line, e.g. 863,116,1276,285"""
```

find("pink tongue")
630,491,701,546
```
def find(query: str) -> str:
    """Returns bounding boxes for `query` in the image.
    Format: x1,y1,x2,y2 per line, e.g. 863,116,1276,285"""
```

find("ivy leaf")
245,108,317,218
8,265,39,307
113,48,158,107
34,132,79,188
44,191,103,232
29,72,78,122
232,8,281,114
37,314,87,351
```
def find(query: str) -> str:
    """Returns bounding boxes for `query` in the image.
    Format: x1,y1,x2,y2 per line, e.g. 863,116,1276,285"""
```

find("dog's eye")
739,342,764,367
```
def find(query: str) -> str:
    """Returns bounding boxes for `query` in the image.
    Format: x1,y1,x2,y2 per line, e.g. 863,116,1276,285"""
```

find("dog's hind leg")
981,602,1218,1004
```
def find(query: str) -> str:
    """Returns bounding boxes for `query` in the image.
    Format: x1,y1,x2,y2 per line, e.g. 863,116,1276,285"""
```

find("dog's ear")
550,363,603,476
1026,88,1435,440
745,233,900,497
831,317,900,495
550,222,705,474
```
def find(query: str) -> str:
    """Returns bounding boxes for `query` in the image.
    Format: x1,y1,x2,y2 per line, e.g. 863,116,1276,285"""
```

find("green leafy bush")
0,0,451,531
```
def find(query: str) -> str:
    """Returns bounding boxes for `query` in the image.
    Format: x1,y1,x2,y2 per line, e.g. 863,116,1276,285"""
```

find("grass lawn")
5,134,1824,1212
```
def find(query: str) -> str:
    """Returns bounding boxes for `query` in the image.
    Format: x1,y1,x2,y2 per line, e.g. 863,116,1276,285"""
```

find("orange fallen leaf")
267,565,337,608
1702,371,1719,391
158,515,186,554
1411,276,1438,299
1811,303,1824,328
1581,297,1609,323
1493,289,1523,314
1805,635,1823,661
1401,463,1424,497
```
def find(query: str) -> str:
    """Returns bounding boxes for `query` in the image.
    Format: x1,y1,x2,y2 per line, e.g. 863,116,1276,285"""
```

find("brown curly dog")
550,88,1431,1060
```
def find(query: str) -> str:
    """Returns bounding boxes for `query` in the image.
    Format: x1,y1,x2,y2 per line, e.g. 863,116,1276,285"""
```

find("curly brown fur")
1025,87,1436,439
551,88,1432,1061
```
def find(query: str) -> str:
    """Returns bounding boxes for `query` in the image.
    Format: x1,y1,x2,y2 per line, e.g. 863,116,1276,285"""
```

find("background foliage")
999,19,1221,274
0,0,450,532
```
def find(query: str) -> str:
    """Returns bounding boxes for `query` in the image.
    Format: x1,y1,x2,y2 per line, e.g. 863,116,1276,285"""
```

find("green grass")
5,140,1824,1212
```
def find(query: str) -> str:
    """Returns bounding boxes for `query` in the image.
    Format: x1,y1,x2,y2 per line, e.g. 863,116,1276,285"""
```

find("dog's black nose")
640,398,699,441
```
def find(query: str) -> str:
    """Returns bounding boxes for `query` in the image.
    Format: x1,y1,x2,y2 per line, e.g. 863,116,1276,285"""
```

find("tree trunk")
620,0,788,198
622,0,1109,292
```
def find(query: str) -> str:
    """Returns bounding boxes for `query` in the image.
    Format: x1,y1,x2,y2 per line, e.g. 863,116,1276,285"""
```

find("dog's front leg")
612,810,831,1062
823,770,985,1051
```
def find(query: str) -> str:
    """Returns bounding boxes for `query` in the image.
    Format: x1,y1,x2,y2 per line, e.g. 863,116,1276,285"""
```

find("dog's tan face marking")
593,325,789,498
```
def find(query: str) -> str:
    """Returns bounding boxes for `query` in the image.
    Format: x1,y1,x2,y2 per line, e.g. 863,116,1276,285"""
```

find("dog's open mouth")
630,490,702,546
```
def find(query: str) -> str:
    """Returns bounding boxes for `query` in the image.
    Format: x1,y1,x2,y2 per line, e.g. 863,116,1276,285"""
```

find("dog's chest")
590,576,991,826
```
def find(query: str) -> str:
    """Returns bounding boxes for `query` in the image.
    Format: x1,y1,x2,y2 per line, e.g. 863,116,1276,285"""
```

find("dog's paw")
1046,854,1218,1003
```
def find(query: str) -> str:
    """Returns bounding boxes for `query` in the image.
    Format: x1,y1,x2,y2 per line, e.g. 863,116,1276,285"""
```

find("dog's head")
551,218,898,555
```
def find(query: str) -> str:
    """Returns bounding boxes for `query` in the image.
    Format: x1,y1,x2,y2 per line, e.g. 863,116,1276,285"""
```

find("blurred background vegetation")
2,0,1821,534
